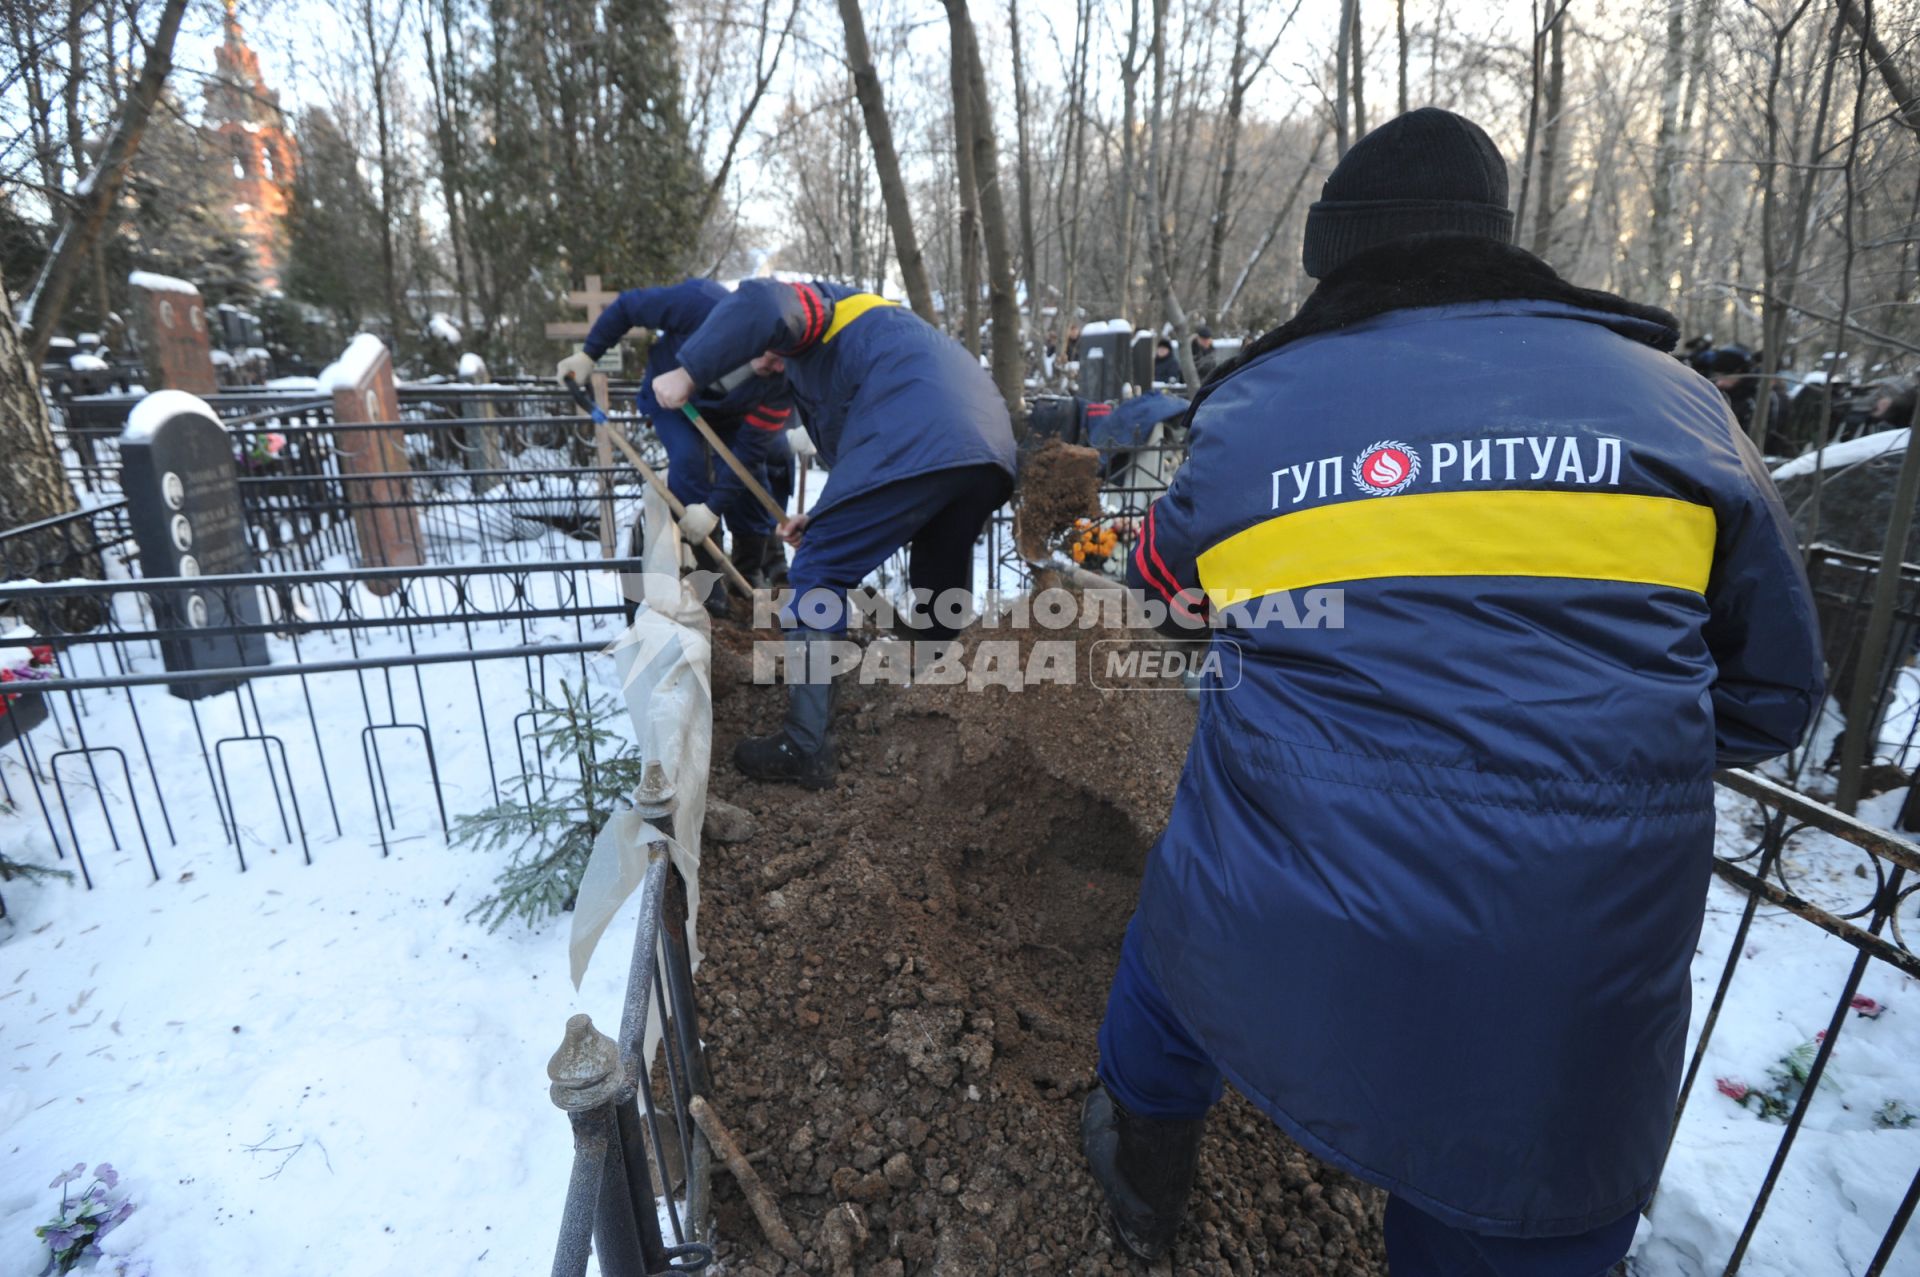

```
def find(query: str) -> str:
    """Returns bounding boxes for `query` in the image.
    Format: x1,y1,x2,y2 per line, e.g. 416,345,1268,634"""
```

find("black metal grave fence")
1666,769,1920,1274
546,818,714,1276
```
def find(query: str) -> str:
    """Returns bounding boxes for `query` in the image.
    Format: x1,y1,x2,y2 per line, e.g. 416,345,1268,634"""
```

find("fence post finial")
547,1013,624,1112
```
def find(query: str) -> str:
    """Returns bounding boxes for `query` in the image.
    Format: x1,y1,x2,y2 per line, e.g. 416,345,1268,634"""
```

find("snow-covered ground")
1633,780,1920,1275
0,542,660,1276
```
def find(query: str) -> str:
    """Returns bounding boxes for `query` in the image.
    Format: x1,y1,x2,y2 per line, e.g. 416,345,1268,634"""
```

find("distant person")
651,280,1016,788
555,278,796,605
1868,378,1916,429
1082,108,1825,1274
1190,326,1218,379
1153,338,1181,384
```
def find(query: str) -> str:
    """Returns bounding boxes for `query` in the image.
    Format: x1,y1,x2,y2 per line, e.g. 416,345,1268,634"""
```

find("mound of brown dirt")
1014,441,1105,561
692,615,1388,1276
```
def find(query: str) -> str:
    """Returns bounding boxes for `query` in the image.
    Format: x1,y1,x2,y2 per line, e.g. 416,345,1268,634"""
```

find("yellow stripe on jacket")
1195,488,1717,607
822,293,901,344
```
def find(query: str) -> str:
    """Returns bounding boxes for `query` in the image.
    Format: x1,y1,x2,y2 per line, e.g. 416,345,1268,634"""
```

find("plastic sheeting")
569,482,712,1002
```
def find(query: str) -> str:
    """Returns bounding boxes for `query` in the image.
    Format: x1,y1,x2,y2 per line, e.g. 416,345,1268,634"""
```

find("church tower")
203,1,296,289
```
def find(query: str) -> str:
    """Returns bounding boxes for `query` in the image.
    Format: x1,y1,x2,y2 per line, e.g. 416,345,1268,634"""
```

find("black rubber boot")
691,538,733,620
1081,1082,1206,1262
734,633,837,789
732,530,773,589
757,531,790,587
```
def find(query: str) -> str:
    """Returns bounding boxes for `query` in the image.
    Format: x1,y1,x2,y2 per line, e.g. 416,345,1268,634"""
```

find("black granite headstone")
120,398,270,698
1131,330,1156,390
1075,325,1130,402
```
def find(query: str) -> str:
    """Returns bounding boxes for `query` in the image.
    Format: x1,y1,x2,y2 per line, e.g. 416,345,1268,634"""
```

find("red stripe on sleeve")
1143,509,1204,622
1133,506,1179,602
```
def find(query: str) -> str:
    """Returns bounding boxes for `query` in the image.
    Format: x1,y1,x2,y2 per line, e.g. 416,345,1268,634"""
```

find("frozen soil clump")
692,615,1388,1275
1014,441,1105,561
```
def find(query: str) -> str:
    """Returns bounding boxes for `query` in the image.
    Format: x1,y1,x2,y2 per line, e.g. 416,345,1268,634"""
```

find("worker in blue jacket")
1084,109,1826,1274
652,279,1017,788
556,278,797,605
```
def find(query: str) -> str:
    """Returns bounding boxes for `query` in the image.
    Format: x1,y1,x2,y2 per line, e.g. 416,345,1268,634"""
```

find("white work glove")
556,351,595,386
786,426,818,460
679,502,719,544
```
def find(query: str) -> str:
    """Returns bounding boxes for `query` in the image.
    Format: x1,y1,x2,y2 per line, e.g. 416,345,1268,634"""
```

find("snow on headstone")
120,391,270,698
320,335,424,593
128,271,217,395
1076,319,1132,402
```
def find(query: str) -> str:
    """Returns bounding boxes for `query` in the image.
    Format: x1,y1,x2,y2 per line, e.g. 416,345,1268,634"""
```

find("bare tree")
1206,0,1294,316
18,0,191,359
1528,9,1567,258
947,0,1027,417
0,267,99,593
1647,0,1688,293
834,0,936,321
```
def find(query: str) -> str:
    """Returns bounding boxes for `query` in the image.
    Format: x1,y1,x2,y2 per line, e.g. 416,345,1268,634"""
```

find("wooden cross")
544,275,622,342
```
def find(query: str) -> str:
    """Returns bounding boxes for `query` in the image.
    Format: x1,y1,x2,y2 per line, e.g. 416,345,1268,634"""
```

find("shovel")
563,375,754,600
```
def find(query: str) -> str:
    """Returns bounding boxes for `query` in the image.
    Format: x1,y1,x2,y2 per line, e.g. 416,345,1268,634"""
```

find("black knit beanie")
1302,108,1515,279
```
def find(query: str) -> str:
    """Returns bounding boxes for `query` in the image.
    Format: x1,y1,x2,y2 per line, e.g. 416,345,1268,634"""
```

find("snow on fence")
0,555,643,886
0,386,675,900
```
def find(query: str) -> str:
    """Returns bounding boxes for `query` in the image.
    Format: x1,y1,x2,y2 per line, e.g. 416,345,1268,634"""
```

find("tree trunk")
1008,0,1040,333
20,0,190,360
1335,0,1353,154
1350,0,1368,137
1528,10,1566,259
1648,0,1687,295
1055,0,1093,352
835,0,937,322
0,267,103,605
949,0,1027,422
1146,0,1197,386
1751,2,1841,450
948,26,983,352
1837,0,1920,137
1222,130,1327,320
1206,0,1252,317
1396,0,1409,115
363,0,403,342
424,0,473,332
1117,0,1148,323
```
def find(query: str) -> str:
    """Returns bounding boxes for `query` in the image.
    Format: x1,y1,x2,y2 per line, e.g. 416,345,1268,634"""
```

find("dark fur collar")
1206,235,1679,388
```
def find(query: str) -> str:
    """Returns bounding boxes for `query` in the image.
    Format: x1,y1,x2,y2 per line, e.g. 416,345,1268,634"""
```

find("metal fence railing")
546,802,712,1276
0,554,642,900
1660,768,1920,1274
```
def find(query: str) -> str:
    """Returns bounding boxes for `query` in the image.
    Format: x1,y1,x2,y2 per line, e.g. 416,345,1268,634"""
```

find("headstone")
128,272,218,395
1075,321,1130,403
119,391,270,698
323,335,425,593
1131,330,1156,391
457,353,505,494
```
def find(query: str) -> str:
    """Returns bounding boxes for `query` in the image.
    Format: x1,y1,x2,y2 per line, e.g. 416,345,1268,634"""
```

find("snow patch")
265,376,321,391
209,349,236,368
319,334,389,393
123,389,221,442
427,314,463,345
1770,428,1907,481
126,270,199,296
1080,318,1133,337
67,353,109,372
458,352,487,379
